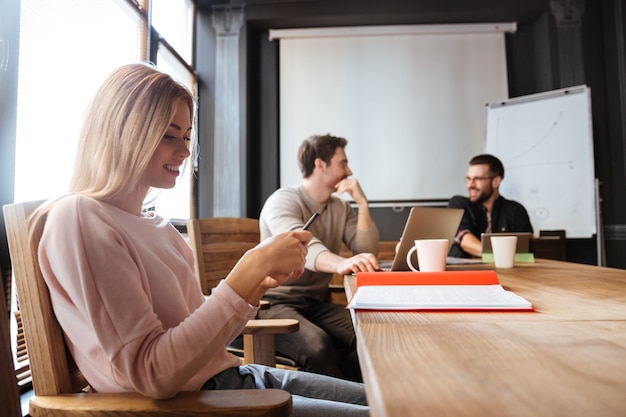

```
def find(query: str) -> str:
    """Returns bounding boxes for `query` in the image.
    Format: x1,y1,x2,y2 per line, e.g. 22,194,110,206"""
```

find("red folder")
356,270,500,288
349,270,534,311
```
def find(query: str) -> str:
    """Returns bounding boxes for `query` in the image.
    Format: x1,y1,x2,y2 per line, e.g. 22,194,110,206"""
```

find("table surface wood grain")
345,259,626,417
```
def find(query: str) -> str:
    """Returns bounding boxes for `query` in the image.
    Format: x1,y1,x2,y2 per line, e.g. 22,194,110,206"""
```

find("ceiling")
195,0,552,29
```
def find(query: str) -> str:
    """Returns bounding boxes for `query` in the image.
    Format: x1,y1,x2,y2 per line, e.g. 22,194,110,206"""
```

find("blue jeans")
202,365,369,417
258,296,361,381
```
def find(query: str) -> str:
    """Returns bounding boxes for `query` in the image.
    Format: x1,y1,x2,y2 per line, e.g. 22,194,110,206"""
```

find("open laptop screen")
387,206,463,271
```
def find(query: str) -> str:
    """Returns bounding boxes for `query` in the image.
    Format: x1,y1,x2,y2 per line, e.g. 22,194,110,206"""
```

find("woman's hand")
256,230,311,283
225,230,311,305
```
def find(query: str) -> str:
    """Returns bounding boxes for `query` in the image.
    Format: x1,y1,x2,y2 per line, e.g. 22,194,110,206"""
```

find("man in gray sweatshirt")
259,133,380,381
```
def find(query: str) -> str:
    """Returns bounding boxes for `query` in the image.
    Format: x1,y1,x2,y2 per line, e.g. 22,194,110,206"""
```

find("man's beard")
470,186,493,204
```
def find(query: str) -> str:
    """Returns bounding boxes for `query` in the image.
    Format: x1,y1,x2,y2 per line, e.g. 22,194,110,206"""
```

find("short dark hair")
469,154,505,179
297,134,348,178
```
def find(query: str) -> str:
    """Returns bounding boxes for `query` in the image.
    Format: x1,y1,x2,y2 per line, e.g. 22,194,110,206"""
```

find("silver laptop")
380,206,463,271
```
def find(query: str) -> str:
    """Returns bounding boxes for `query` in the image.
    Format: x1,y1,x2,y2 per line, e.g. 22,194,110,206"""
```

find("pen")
301,212,321,230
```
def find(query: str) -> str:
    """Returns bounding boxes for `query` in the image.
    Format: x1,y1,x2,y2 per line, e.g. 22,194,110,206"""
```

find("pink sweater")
38,195,257,399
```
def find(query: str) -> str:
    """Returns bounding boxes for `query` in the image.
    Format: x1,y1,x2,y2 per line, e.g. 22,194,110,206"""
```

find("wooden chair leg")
240,318,299,368
244,334,276,367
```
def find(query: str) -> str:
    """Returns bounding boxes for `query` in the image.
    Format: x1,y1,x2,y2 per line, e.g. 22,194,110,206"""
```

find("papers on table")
347,271,534,311
347,284,532,310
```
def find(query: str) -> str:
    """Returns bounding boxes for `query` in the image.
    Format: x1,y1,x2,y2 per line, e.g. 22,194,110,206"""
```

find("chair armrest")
242,319,299,335
30,389,292,417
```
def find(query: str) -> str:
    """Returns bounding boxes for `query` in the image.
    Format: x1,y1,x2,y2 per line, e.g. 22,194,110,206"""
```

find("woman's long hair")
29,63,196,239
70,62,196,201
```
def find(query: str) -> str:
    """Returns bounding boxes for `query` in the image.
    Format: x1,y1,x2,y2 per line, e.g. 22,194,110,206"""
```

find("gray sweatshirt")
259,185,379,301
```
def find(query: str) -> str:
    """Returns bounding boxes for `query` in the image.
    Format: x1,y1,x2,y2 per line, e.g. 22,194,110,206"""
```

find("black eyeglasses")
464,176,493,183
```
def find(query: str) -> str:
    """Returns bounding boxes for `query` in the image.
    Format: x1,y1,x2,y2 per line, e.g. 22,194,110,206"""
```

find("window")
15,0,196,220
15,0,143,203
150,42,197,220
152,0,194,65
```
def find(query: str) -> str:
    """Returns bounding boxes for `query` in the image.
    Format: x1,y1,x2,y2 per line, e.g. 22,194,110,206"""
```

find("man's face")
322,147,353,188
466,164,495,204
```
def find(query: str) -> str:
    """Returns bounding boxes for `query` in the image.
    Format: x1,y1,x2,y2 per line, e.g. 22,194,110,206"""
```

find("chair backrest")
3,201,88,396
187,218,260,295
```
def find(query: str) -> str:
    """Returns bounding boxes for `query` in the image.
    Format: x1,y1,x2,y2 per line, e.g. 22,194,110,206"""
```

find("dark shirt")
447,195,534,258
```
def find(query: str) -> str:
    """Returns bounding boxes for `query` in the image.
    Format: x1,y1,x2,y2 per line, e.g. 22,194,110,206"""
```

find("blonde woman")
33,63,369,416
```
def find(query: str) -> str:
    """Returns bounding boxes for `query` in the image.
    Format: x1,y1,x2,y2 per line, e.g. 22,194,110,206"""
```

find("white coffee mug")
406,239,449,272
490,236,518,268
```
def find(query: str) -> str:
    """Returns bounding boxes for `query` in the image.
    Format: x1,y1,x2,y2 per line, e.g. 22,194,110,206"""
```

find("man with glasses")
448,154,533,258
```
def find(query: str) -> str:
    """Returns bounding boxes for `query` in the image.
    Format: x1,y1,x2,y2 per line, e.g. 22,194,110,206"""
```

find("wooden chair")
187,217,299,368
3,201,292,417
533,230,567,261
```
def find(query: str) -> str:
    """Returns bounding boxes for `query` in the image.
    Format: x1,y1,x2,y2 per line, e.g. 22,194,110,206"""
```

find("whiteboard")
485,85,596,238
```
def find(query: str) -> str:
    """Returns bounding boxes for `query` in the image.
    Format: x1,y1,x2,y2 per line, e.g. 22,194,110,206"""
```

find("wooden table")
345,259,626,417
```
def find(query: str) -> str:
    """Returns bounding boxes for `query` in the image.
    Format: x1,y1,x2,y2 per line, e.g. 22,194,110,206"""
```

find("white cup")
406,239,449,272
490,236,518,268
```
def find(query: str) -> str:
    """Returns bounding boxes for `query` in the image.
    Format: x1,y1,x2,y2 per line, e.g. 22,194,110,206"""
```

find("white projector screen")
274,24,511,202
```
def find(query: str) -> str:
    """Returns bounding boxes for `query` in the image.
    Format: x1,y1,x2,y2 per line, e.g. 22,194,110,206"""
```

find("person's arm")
448,195,482,257
458,231,482,257
336,177,379,252
329,178,380,273
315,250,379,275
335,178,374,230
